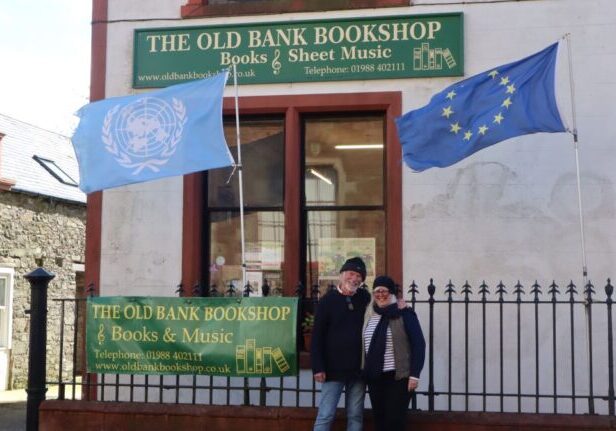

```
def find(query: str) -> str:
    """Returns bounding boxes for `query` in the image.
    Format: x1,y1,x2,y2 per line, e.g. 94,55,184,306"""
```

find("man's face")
339,270,362,294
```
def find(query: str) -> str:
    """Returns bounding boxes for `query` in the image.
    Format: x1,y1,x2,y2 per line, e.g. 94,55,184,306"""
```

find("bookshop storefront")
41,0,616,428
95,7,464,298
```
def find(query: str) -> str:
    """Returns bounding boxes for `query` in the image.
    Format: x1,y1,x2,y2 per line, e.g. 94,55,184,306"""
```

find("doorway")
0,267,14,391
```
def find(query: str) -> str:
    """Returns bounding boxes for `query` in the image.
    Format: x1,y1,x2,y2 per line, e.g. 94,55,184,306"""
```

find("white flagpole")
564,34,594,414
232,64,247,291
564,35,588,282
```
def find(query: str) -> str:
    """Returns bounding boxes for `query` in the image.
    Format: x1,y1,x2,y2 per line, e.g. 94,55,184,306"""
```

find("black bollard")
24,267,55,431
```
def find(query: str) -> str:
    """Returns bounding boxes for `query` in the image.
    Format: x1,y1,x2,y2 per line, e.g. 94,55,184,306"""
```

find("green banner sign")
86,296,298,376
134,13,463,88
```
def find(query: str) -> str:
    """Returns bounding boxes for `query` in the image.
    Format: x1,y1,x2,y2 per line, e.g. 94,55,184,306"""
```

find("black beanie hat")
373,275,397,295
339,257,367,281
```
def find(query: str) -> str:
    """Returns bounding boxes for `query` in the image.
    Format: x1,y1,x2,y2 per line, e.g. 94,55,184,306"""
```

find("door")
0,267,14,391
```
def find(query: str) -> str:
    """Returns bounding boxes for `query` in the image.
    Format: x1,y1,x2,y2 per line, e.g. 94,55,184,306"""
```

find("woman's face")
373,287,391,308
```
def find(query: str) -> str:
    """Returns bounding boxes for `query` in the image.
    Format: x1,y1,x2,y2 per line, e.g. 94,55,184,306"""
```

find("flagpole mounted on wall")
232,64,247,291
563,33,594,414
563,34,588,281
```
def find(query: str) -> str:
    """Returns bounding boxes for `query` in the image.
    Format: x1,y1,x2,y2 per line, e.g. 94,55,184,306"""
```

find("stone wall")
0,190,85,389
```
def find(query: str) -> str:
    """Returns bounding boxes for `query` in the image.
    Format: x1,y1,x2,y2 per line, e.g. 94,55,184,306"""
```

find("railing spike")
479,280,489,299
427,279,436,297
548,280,560,300
496,281,507,299
531,280,541,300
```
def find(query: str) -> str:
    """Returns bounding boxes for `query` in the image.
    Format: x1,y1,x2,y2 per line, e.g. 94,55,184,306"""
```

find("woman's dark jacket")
399,307,426,378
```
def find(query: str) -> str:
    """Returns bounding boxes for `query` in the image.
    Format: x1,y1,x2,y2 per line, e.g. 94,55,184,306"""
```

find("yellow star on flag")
488,70,499,79
450,122,461,134
441,106,454,118
506,84,516,94
463,130,473,141
502,98,513,109
478,125,489,135
493,113,504,124
446,90,457,100
499,76,510,86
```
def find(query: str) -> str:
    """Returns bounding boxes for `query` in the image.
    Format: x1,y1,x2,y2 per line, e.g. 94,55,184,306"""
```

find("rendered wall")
101,0,616,294
99,0,616,414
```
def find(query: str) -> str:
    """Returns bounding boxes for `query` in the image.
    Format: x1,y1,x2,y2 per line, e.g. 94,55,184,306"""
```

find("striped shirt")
364,314,395,372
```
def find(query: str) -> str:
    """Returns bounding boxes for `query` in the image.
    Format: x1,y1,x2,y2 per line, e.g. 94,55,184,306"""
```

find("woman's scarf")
364,302,402,381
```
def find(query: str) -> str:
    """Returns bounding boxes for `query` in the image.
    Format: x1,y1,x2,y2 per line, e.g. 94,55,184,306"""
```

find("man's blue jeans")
313,378,365,431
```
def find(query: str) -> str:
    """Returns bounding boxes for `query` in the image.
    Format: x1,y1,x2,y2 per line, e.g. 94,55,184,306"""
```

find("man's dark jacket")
311,287,371,381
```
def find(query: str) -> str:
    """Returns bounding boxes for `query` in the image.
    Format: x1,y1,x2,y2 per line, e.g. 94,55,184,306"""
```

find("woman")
363,275,426,431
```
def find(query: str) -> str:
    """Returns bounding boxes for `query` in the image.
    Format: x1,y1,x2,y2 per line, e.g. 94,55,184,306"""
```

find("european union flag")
71,71,234,193
396,43,567,172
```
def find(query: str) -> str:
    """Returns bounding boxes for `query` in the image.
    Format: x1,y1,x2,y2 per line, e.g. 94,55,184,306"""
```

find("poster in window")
317,238,375,286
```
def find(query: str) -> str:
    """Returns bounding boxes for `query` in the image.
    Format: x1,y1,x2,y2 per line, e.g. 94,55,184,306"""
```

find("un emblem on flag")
102,97,187,174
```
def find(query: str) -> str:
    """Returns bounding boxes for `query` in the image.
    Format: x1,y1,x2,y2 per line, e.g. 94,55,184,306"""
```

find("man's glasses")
345,296,354,311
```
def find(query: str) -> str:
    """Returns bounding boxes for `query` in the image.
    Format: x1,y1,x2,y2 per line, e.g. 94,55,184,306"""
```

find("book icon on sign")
412,43,457,71
271,347,290,373
235,339,289,374
442,48,457,69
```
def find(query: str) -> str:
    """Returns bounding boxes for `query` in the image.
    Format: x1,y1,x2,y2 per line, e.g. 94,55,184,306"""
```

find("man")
311,257,371,431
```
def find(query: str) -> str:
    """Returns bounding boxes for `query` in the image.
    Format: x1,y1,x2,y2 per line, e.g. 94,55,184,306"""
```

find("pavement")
0,389,26,431
0,385,77,431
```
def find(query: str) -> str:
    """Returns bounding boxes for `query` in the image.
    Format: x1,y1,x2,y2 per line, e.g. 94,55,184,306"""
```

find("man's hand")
408,378,418,392
314,372,326,383
397,297,408,309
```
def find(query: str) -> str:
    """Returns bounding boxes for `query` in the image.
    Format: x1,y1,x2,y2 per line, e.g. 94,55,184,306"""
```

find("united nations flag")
71,71,233,193
396,42,567,172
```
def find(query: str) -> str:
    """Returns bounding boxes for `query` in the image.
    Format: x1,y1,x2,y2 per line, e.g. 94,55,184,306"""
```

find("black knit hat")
373,275,397,295
339,257,367,281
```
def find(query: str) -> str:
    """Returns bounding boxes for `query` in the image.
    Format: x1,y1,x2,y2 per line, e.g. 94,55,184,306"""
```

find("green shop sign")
86,296,298,376
133,13,463,87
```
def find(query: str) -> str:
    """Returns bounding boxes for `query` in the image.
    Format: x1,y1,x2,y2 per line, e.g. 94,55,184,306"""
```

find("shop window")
181,0,408,18
209,211,285,296
206,117,285,296
304,115,385,294
183,92,402,297
209,118,284,208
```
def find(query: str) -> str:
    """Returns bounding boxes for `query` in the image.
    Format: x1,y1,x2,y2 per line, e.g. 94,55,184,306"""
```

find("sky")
0,1,91,136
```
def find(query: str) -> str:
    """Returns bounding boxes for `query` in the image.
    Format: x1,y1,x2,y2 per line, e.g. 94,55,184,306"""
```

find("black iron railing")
405,278,614,415
37,276,615,415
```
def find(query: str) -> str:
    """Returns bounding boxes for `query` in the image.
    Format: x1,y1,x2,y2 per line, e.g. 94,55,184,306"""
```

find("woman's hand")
408,377,418,392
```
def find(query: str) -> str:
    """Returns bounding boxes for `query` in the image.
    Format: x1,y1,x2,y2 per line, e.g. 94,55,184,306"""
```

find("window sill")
0,177,15,191
181,0,408,18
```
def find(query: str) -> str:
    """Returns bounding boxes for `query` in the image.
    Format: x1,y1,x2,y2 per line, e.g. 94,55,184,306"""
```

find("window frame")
182,92,402,296
302,112,387,289
32,155,79,187
0,133,16,191
181,0,408,18
0,267,14,350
